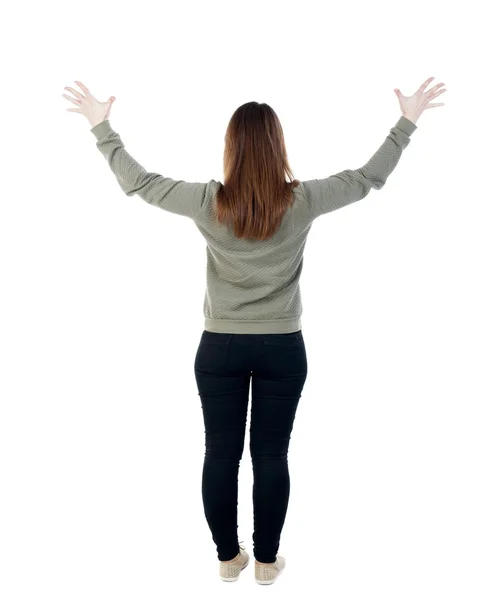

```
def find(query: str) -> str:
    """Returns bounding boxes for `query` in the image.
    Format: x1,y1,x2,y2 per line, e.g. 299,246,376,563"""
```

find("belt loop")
245,333,249,370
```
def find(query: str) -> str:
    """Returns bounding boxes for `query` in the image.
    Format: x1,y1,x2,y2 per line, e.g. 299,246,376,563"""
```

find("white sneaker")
255,555,286,585
219,544,250,582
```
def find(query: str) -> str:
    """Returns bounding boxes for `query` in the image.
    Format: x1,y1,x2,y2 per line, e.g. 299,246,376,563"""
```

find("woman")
62,76,447,585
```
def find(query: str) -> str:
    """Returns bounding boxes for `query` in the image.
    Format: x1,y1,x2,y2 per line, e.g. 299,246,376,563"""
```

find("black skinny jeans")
194,330,308,563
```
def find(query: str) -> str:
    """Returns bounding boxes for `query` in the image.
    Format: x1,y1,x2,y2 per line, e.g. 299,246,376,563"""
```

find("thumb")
110,96,116,104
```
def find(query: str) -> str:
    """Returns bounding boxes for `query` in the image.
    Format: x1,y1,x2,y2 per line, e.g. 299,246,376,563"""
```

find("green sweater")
91,115,417,334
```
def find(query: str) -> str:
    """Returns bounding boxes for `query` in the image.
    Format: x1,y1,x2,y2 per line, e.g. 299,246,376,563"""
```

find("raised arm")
91,120,213,220
302,116,417,220
302,77,447,220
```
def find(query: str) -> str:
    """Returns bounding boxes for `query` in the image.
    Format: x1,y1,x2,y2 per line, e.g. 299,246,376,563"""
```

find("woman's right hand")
394,77,447,125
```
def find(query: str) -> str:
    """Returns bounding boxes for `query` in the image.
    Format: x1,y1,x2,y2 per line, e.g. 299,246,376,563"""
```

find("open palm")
62,81,116,128
394,77,446,124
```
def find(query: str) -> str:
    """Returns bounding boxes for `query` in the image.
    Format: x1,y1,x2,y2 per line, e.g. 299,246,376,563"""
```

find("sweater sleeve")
90,120,212,220
301,116,418,220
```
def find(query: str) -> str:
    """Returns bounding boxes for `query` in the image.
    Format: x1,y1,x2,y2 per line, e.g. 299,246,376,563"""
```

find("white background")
2,1,481,598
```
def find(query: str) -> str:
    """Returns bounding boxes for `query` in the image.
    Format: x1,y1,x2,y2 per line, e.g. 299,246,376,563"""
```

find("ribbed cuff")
90,119,114,140
395,115,418,136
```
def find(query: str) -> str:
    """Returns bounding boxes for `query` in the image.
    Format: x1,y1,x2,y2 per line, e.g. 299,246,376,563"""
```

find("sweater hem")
204,317,302,334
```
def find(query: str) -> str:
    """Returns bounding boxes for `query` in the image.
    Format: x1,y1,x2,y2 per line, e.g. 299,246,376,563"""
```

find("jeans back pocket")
195,331,233,373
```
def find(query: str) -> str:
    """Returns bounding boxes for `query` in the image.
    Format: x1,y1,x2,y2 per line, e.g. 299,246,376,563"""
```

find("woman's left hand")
62,81,116,128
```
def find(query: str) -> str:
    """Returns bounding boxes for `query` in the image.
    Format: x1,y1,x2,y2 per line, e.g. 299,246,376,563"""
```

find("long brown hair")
214,102,300,241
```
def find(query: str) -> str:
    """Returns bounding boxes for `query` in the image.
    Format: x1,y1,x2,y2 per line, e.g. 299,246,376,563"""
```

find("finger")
428,88,447,100
75,81,92,97
425,103,445,109
426,83,445,96
419,77,435,92
64,86,84,101
62,93,81,106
